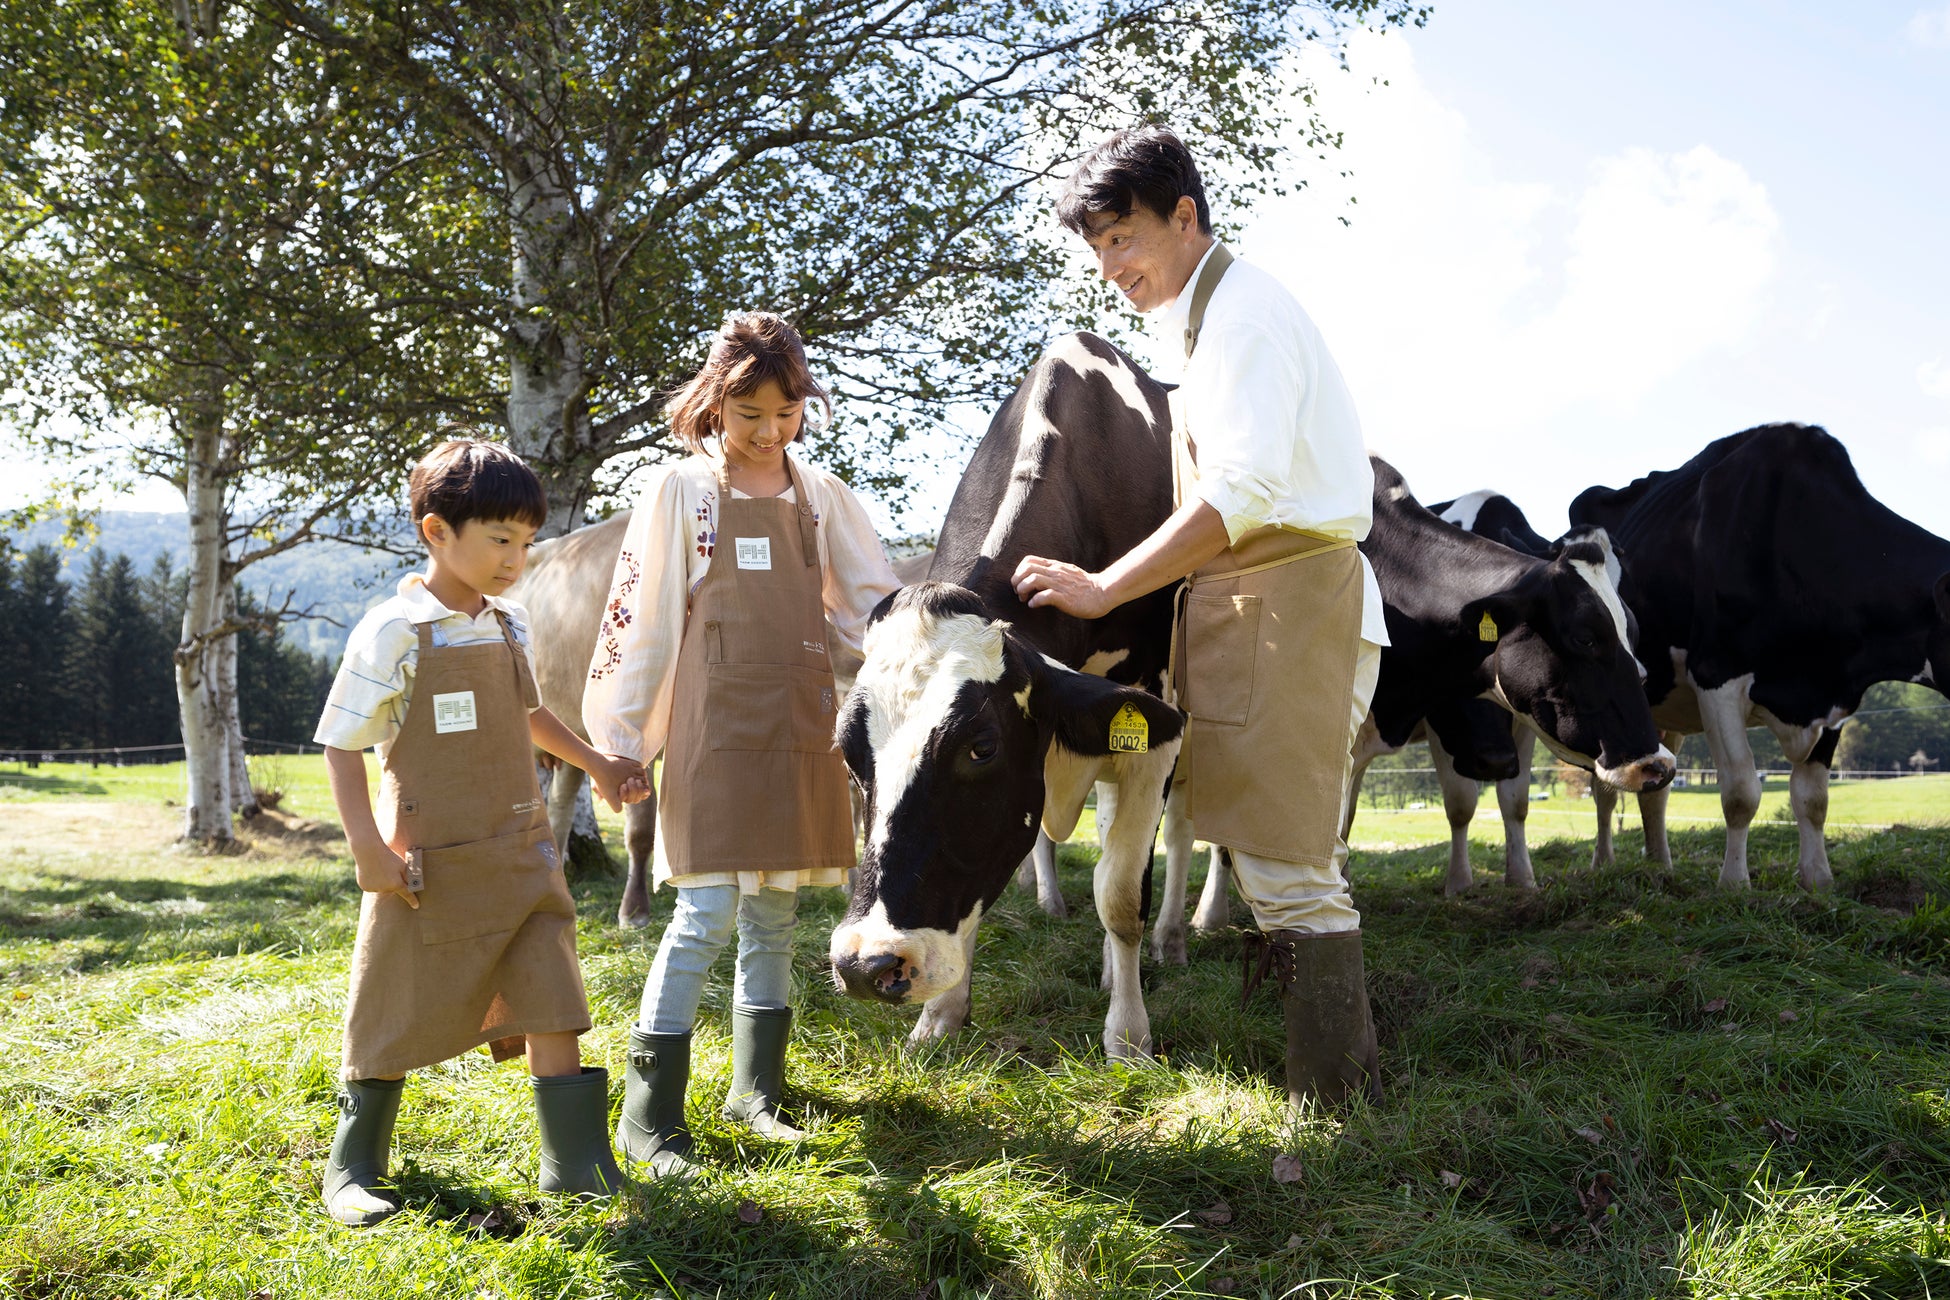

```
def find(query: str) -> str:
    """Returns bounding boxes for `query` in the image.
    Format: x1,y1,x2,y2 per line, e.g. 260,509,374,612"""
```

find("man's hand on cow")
1012,554,1114,619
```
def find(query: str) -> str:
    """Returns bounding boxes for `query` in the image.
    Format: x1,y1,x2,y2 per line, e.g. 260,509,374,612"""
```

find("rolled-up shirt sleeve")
583,470,691,765
815,477,901,652
1189,320,1306,545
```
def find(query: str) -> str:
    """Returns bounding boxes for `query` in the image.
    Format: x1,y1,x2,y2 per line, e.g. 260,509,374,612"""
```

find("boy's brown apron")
1168,245,1366,867
659,455,856,875
341,613,589,1080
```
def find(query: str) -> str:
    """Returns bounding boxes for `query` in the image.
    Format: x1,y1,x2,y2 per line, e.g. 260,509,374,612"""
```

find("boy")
313,434,647,1225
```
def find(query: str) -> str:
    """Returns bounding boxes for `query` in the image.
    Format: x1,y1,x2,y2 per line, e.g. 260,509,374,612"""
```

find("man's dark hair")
408,430,548,542
1055,125,1211,236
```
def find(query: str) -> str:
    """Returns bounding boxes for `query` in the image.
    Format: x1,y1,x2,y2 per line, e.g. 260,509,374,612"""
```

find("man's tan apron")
341,614,590,1080
1168,244,1367,868
658,457,856,875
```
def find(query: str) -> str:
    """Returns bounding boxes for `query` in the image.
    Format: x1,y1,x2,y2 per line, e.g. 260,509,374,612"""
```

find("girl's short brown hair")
665,312,831,454
408,431,547,542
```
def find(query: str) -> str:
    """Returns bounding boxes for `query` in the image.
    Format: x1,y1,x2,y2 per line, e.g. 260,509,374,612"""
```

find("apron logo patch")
735,537,772,570
512,798,543,815
1108,702,1150,754
1478,612,1499,643
803,639,825,655
431,691,478,733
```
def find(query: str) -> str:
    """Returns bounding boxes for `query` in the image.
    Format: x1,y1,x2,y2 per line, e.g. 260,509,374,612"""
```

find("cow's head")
1929,571,1950,693
828,582,1182,1004
1464,538,1675,791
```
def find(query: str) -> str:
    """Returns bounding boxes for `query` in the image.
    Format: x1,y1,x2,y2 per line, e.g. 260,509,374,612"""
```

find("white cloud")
1905,5,1950,49
1916,429,1950,466
1918,358,1950,400
1238,30,1783,503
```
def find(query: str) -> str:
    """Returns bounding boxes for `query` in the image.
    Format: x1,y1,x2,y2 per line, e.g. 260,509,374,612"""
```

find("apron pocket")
707,663,840,754
1184,590,1260,727
416,825,568,946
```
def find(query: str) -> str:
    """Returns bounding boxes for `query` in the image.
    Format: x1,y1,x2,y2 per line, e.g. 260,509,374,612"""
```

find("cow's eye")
968,736,998,763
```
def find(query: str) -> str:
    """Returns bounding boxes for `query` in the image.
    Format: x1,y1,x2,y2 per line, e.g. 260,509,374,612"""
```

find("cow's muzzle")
831,951,917,1003
1599,748,1676,793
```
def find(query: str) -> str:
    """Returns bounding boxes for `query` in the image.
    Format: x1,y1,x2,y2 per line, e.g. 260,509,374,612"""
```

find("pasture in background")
3,755,1947,1297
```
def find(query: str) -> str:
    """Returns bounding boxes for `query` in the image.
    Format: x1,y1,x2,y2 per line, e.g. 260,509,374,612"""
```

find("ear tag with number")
1108,702,1150,754
1478,612,1499,643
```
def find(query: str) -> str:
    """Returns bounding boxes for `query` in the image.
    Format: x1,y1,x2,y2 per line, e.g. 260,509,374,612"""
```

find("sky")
14,1,1950,547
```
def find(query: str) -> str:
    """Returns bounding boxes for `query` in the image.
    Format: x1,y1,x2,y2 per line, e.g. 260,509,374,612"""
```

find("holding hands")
590,753,652,811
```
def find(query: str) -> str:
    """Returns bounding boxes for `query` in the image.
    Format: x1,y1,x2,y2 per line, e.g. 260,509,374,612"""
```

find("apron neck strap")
785,454,817,567
415,620,436,653
1183,242,1234,360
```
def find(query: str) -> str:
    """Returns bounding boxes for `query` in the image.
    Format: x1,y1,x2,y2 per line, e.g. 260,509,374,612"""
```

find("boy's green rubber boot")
532,1067,626,1197
323,1076,404,1227
616,1027,699,1179
723,1004,805,1141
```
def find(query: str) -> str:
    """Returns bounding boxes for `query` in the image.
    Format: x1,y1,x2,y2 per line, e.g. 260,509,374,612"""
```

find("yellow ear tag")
1478,612,1499,643
1108,702,1150,754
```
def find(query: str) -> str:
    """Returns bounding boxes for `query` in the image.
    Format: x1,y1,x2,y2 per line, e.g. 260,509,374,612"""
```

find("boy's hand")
352,841,420,909
589,754,646,812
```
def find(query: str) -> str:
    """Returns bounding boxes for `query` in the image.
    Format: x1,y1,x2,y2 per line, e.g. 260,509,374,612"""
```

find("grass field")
2,757,1947,1298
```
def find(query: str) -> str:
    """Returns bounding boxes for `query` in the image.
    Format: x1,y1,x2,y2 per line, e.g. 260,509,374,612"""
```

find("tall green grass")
0,762,1946,1298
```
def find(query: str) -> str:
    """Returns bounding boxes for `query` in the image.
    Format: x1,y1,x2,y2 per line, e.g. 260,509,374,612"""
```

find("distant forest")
0,542,333,749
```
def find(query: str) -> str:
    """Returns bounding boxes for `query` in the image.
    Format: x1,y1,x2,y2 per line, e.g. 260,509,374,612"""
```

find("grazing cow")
828,333,1186,1058
513,511,929,927
1567,423,1950,889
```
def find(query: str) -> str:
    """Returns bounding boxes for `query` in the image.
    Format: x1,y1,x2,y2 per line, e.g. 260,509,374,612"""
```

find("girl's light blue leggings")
637,884,799,1034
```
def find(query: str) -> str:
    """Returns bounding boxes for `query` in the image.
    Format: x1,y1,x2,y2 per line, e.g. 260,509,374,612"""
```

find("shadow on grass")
0,769,110,796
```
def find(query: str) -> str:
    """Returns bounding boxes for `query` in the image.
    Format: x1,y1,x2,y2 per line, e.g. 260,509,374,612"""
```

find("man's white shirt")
1153,242,1389,646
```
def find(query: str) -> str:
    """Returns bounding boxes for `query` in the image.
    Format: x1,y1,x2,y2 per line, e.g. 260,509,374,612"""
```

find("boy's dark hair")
408,430,548,542
1055,125,1211,236
665,311,831,454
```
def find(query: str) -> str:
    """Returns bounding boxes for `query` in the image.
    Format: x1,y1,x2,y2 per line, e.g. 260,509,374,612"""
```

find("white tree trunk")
503,26,592,538
176,393,233,844
220,587,257,817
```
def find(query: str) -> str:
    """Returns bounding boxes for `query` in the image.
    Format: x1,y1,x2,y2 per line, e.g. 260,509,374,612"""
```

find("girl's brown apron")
341,613,590,1080
1168,245,1367,867
658,455,856,875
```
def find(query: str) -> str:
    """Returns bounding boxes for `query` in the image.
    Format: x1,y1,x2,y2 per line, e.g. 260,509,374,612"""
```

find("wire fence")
0,739,323,769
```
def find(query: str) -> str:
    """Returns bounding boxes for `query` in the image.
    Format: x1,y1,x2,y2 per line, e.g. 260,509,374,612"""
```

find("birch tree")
267,0,1430,530
0,2,473,842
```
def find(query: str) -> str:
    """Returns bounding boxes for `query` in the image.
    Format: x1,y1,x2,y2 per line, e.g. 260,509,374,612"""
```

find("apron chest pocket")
415,826,570,946
707,664,840,754
1183,591,1260,727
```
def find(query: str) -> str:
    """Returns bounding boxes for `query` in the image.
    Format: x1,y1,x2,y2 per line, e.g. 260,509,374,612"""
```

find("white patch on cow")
1080,648,1129,677
827,897,984,1003
1050,333,1156,428
1012,682,1033,717
1916,658,1936,688
1042,739,1108,842
1438,489,1500,532
857,608,1007,850
1567,555,1646,677
1384,483,1411,502
1023,813,1033,828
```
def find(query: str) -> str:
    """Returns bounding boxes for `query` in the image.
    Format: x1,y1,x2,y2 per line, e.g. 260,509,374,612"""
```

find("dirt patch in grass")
3,801,179,854
1851,870,1930,915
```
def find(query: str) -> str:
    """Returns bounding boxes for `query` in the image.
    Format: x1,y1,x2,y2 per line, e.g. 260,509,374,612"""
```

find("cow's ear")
1029,656,1184,757
1458,589,1528,646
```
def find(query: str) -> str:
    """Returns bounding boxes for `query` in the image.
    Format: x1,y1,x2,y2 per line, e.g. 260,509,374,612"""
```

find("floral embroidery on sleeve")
589,549,640,680
694,491,716,558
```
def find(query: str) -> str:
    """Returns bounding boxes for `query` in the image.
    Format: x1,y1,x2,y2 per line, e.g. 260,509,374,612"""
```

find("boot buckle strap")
629,1048,659,1069
337,1091,360,1117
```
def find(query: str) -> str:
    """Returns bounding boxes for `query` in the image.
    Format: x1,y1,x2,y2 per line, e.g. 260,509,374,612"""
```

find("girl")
584,312,899,1177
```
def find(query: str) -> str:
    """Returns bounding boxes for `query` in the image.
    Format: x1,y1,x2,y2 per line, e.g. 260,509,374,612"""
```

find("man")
1012,125,1388,1106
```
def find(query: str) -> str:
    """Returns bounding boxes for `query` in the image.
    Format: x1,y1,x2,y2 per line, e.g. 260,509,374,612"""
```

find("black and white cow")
1568,422,1950,890
1416,492,1650,891
827,333,1186,1059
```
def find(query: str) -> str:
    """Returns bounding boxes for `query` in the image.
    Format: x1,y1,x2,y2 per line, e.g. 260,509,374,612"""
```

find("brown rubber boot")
1246,929,1381,1107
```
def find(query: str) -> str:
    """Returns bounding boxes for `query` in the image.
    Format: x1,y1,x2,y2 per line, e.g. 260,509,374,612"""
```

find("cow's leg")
1696,680,1761,889
1153,778,1196,960
1096,779,1122,990
1194,844,1233,932
1096,748,1176,1061
542,758,582,859
1638,731,1680,869
619,786,657,929
1426,729,1479,896
1763,719,1837,892
1014,831,1066,919
1499,727,1537,890
1591,780,1618,867
908,920,981,1046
